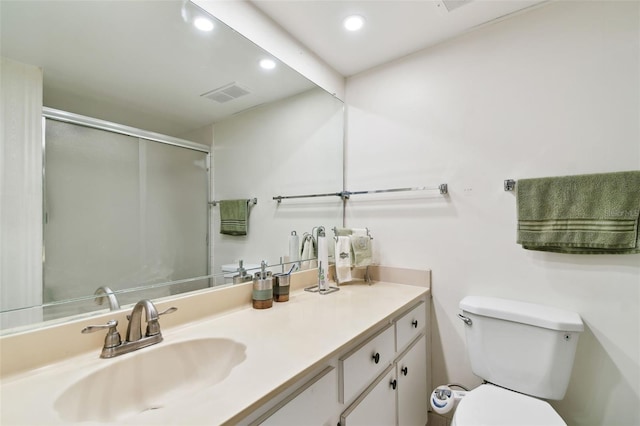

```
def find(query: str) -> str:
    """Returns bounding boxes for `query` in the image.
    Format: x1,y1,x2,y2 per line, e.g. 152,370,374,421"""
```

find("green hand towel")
516,170,640,254
219,199,248,236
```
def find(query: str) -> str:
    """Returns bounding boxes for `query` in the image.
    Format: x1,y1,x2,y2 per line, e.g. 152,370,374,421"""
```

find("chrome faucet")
127,299,164,341
82,299,177,358
94,286,120,311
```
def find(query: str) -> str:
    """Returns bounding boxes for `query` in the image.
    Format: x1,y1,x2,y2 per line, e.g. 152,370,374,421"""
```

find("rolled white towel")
300,234,317,270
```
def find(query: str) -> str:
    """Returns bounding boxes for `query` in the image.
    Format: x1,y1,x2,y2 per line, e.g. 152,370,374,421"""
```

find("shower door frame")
42,107,212,301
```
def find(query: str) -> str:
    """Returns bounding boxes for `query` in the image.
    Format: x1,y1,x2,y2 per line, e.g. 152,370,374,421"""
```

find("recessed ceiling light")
194,17,214,32
343,15,365,32
259,59,276,70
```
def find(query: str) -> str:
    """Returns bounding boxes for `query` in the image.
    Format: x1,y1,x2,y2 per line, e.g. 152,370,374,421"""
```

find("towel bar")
209,197,257,207
273,184,448,203
504,179,516,192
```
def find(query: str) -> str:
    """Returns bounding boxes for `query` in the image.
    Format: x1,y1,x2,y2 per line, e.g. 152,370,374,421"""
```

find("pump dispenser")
252,261,273,309
232,260,252,284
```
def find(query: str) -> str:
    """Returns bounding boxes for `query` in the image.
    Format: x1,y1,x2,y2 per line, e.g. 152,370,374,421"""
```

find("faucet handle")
159,307,178,317
146,307,177,337
127,306,177,321
82,319,122,349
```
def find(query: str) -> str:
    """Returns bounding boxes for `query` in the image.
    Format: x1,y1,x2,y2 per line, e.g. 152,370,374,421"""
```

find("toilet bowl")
451,384,565,426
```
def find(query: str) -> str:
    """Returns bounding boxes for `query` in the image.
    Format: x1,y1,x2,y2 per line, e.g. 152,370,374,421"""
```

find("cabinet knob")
372,352,380,364
401,366,408,376
411,319,418,328
390,379,397,390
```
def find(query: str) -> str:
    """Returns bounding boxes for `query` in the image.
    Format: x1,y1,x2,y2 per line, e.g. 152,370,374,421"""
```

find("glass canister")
273,273,290,302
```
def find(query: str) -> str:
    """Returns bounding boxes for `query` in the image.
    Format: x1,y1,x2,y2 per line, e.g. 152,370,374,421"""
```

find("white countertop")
0,281,427,425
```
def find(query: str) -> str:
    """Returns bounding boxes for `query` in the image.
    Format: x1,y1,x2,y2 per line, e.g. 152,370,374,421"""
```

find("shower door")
44,115,209,319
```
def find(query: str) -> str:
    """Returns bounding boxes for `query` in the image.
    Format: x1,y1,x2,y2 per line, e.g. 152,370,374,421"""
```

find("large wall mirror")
0,0,344,333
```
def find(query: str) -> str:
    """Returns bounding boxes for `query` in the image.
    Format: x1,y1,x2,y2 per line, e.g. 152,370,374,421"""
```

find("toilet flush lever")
458,314,472,326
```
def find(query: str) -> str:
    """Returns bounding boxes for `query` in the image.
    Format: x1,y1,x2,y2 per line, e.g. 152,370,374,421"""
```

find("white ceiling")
250,0,547,77
0,0,548,137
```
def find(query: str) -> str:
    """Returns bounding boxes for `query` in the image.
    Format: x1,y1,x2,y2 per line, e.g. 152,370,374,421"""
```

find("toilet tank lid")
460,296,584,332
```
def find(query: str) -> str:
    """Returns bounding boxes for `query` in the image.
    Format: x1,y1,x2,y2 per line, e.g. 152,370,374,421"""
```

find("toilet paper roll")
430,385,455,415
289,232,300,269
317,235,329,291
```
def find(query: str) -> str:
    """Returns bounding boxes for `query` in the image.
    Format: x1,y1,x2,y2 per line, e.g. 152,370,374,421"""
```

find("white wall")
0,58,44,328
345,2,639,425
212,88,344,275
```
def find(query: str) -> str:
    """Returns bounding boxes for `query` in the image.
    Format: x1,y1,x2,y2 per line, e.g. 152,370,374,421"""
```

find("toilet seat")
452,384,566,426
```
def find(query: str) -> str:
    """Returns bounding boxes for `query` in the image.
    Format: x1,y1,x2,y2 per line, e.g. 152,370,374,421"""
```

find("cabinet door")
260,367,337,426
397,334,428,426
340,366,396,426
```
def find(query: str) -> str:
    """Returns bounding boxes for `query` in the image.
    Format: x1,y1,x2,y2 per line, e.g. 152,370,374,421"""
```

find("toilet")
438,296,584,426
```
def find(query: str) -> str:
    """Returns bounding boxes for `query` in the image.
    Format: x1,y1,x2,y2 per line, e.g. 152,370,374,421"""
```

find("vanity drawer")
340,324,395,404
395,301,426,352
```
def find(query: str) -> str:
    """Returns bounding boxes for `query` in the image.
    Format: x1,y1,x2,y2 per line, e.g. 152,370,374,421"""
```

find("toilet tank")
459,296,584,400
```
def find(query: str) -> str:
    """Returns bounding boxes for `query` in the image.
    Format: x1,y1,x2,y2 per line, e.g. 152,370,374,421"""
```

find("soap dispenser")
252,261,273,309
232,260,252,284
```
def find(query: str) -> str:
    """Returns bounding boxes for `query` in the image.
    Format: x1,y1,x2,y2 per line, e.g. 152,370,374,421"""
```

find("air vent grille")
201,82,250,103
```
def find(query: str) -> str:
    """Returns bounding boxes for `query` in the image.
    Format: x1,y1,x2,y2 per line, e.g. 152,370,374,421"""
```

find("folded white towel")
335,236,352,284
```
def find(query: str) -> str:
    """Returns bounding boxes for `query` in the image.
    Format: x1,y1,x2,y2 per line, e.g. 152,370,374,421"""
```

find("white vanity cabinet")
340,301,428,426
247,298,428,426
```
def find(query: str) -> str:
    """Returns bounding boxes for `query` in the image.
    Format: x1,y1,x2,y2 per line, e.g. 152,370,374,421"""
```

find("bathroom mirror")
0,1,343,333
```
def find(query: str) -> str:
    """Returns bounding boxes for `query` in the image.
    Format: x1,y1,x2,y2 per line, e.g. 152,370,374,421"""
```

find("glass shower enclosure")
43,108,210,320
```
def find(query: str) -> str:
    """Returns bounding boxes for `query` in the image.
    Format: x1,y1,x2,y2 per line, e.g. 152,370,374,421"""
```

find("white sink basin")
54,338,246,423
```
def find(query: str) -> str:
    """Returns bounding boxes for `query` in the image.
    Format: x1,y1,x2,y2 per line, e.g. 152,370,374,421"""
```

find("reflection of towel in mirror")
289,232,300,271
334,228,353,236
300,234,317,270
220,199,248,236
350,228,372,267
335,236,352,284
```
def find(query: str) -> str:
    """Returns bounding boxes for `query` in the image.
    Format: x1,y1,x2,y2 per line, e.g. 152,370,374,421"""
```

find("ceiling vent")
201,82,250,103
436,0,474,12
